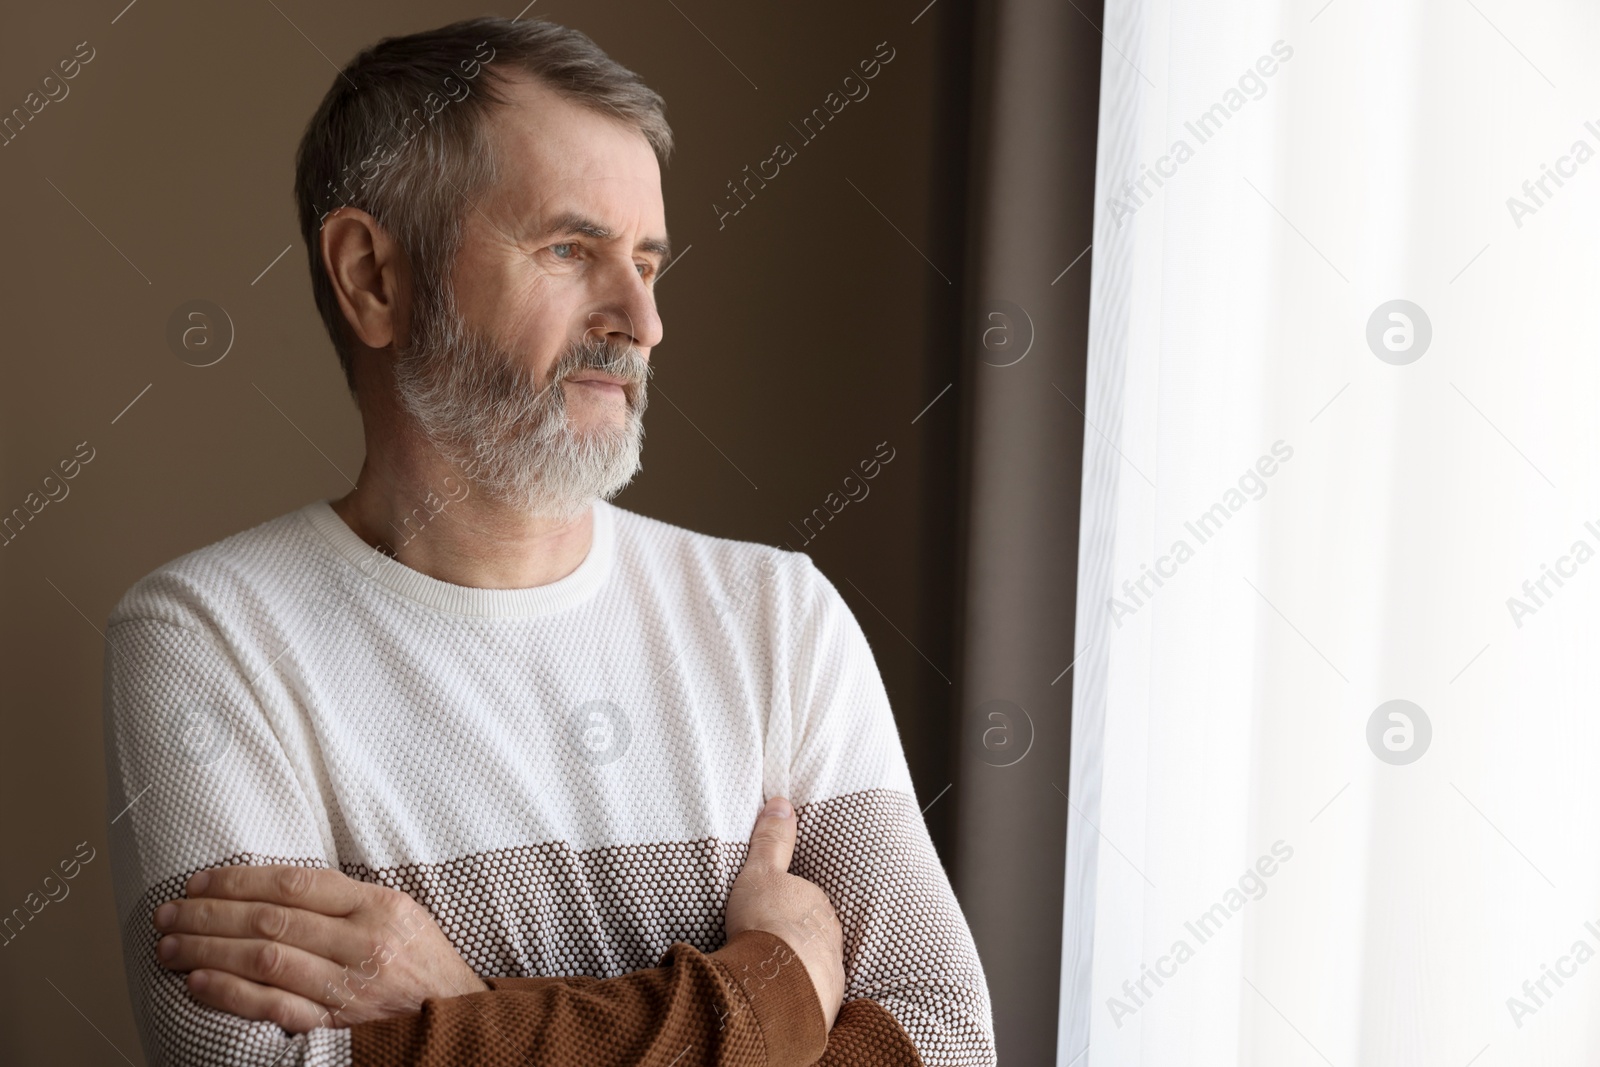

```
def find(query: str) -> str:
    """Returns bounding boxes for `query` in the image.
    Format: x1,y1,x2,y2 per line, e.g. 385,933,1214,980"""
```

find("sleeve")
353,929,824,1066
104,612,828,1067
104,611,351,1067
782,559,998,1067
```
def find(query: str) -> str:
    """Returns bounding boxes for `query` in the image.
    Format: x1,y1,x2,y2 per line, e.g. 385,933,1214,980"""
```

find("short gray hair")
293,17,672,396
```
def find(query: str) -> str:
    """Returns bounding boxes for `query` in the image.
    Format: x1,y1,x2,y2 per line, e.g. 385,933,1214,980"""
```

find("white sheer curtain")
1061,1,1600,1064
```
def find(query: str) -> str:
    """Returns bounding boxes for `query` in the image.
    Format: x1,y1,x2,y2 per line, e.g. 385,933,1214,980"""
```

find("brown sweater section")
113,794,976,1066
812,999,927,1067
351,928,840,1066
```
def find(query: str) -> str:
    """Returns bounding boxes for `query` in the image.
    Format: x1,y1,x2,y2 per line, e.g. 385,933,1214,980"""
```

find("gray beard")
392,287,651,523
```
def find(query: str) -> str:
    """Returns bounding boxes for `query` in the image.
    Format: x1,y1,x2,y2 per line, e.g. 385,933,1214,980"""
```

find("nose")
585,263,664,354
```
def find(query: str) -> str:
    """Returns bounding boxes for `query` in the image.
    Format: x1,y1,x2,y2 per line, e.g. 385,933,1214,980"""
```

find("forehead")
480,74,663,226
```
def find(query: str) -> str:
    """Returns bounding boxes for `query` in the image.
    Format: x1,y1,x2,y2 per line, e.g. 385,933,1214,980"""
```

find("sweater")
101,497,997,1066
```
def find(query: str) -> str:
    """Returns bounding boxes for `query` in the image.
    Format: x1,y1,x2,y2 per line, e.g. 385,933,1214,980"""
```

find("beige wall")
0,1,969,1061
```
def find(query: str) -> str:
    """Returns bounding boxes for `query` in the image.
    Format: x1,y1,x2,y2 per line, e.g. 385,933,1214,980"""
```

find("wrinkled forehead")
479,74,664,228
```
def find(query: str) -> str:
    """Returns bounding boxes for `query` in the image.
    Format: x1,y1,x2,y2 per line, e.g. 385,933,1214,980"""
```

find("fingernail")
188,970,209,991
763,796,792,819
154,903,176,930
157,936,177,962
187,871,210,895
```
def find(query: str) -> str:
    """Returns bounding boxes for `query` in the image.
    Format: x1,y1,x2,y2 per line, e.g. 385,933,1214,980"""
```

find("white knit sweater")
102,498,996,1066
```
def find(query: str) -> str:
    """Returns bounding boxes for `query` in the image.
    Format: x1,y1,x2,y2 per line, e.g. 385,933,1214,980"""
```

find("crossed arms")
103,559,995,1066
143,800,865,1066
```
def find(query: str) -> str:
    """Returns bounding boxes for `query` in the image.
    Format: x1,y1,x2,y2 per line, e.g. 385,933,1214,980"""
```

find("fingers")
742,795,797,875
187,865,366,917
152,897,372,965
157,932,350,1010
184,968,336,1034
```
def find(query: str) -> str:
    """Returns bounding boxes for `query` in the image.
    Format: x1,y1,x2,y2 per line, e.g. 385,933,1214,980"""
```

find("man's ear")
319,207,408,351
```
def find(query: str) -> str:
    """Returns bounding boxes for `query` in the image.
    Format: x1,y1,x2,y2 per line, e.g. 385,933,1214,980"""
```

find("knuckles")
253,903,289,941
276,866,315,901
169,869,455,1028
254,940,286,980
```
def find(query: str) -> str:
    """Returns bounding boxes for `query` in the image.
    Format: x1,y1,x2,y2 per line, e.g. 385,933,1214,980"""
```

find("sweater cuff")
709,928,828,1067
481,974,566,992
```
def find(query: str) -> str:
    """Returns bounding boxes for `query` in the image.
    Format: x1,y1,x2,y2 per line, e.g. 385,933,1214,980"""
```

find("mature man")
103,16,994,1067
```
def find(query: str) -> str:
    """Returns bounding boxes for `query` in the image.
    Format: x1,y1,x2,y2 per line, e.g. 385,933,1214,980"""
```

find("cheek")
448,254,516,324
491,263,568,333
499,301,574,383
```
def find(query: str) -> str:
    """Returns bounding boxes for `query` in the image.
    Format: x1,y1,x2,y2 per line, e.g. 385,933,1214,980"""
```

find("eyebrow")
533,210,672,264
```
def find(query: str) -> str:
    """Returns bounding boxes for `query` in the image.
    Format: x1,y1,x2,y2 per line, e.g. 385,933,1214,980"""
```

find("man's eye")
550,243,575,259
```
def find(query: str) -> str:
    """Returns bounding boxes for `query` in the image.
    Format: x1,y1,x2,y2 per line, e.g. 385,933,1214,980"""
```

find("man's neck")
330,455,595,591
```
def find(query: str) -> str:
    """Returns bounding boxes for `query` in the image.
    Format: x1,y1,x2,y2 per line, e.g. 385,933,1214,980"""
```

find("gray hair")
292,17,672,396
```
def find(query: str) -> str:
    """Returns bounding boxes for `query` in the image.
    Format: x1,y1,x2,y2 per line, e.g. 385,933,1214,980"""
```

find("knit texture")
102,498,996,1066
354,929,826,1066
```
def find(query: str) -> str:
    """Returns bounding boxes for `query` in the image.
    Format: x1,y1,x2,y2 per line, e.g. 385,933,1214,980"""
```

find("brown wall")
0,0,971,1061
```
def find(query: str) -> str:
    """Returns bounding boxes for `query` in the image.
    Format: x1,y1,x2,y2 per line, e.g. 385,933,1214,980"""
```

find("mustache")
543,337,652,409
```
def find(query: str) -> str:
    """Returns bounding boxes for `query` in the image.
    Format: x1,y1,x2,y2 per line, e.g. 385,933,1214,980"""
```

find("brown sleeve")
808,998,926,1066
350,928,827,1067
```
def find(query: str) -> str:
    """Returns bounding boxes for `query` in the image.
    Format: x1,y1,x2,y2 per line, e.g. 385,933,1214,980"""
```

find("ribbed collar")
297,496,616,619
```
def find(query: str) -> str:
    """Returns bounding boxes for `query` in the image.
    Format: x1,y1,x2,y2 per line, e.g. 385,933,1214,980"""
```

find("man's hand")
722,796,846,1030
152,865,487,1033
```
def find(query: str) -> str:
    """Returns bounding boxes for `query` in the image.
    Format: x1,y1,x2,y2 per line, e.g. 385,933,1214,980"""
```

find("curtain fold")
952,0,1101,1063
1064,1,1600,1064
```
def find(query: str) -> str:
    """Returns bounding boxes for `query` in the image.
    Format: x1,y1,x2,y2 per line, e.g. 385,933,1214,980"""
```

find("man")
102,16,995,1066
